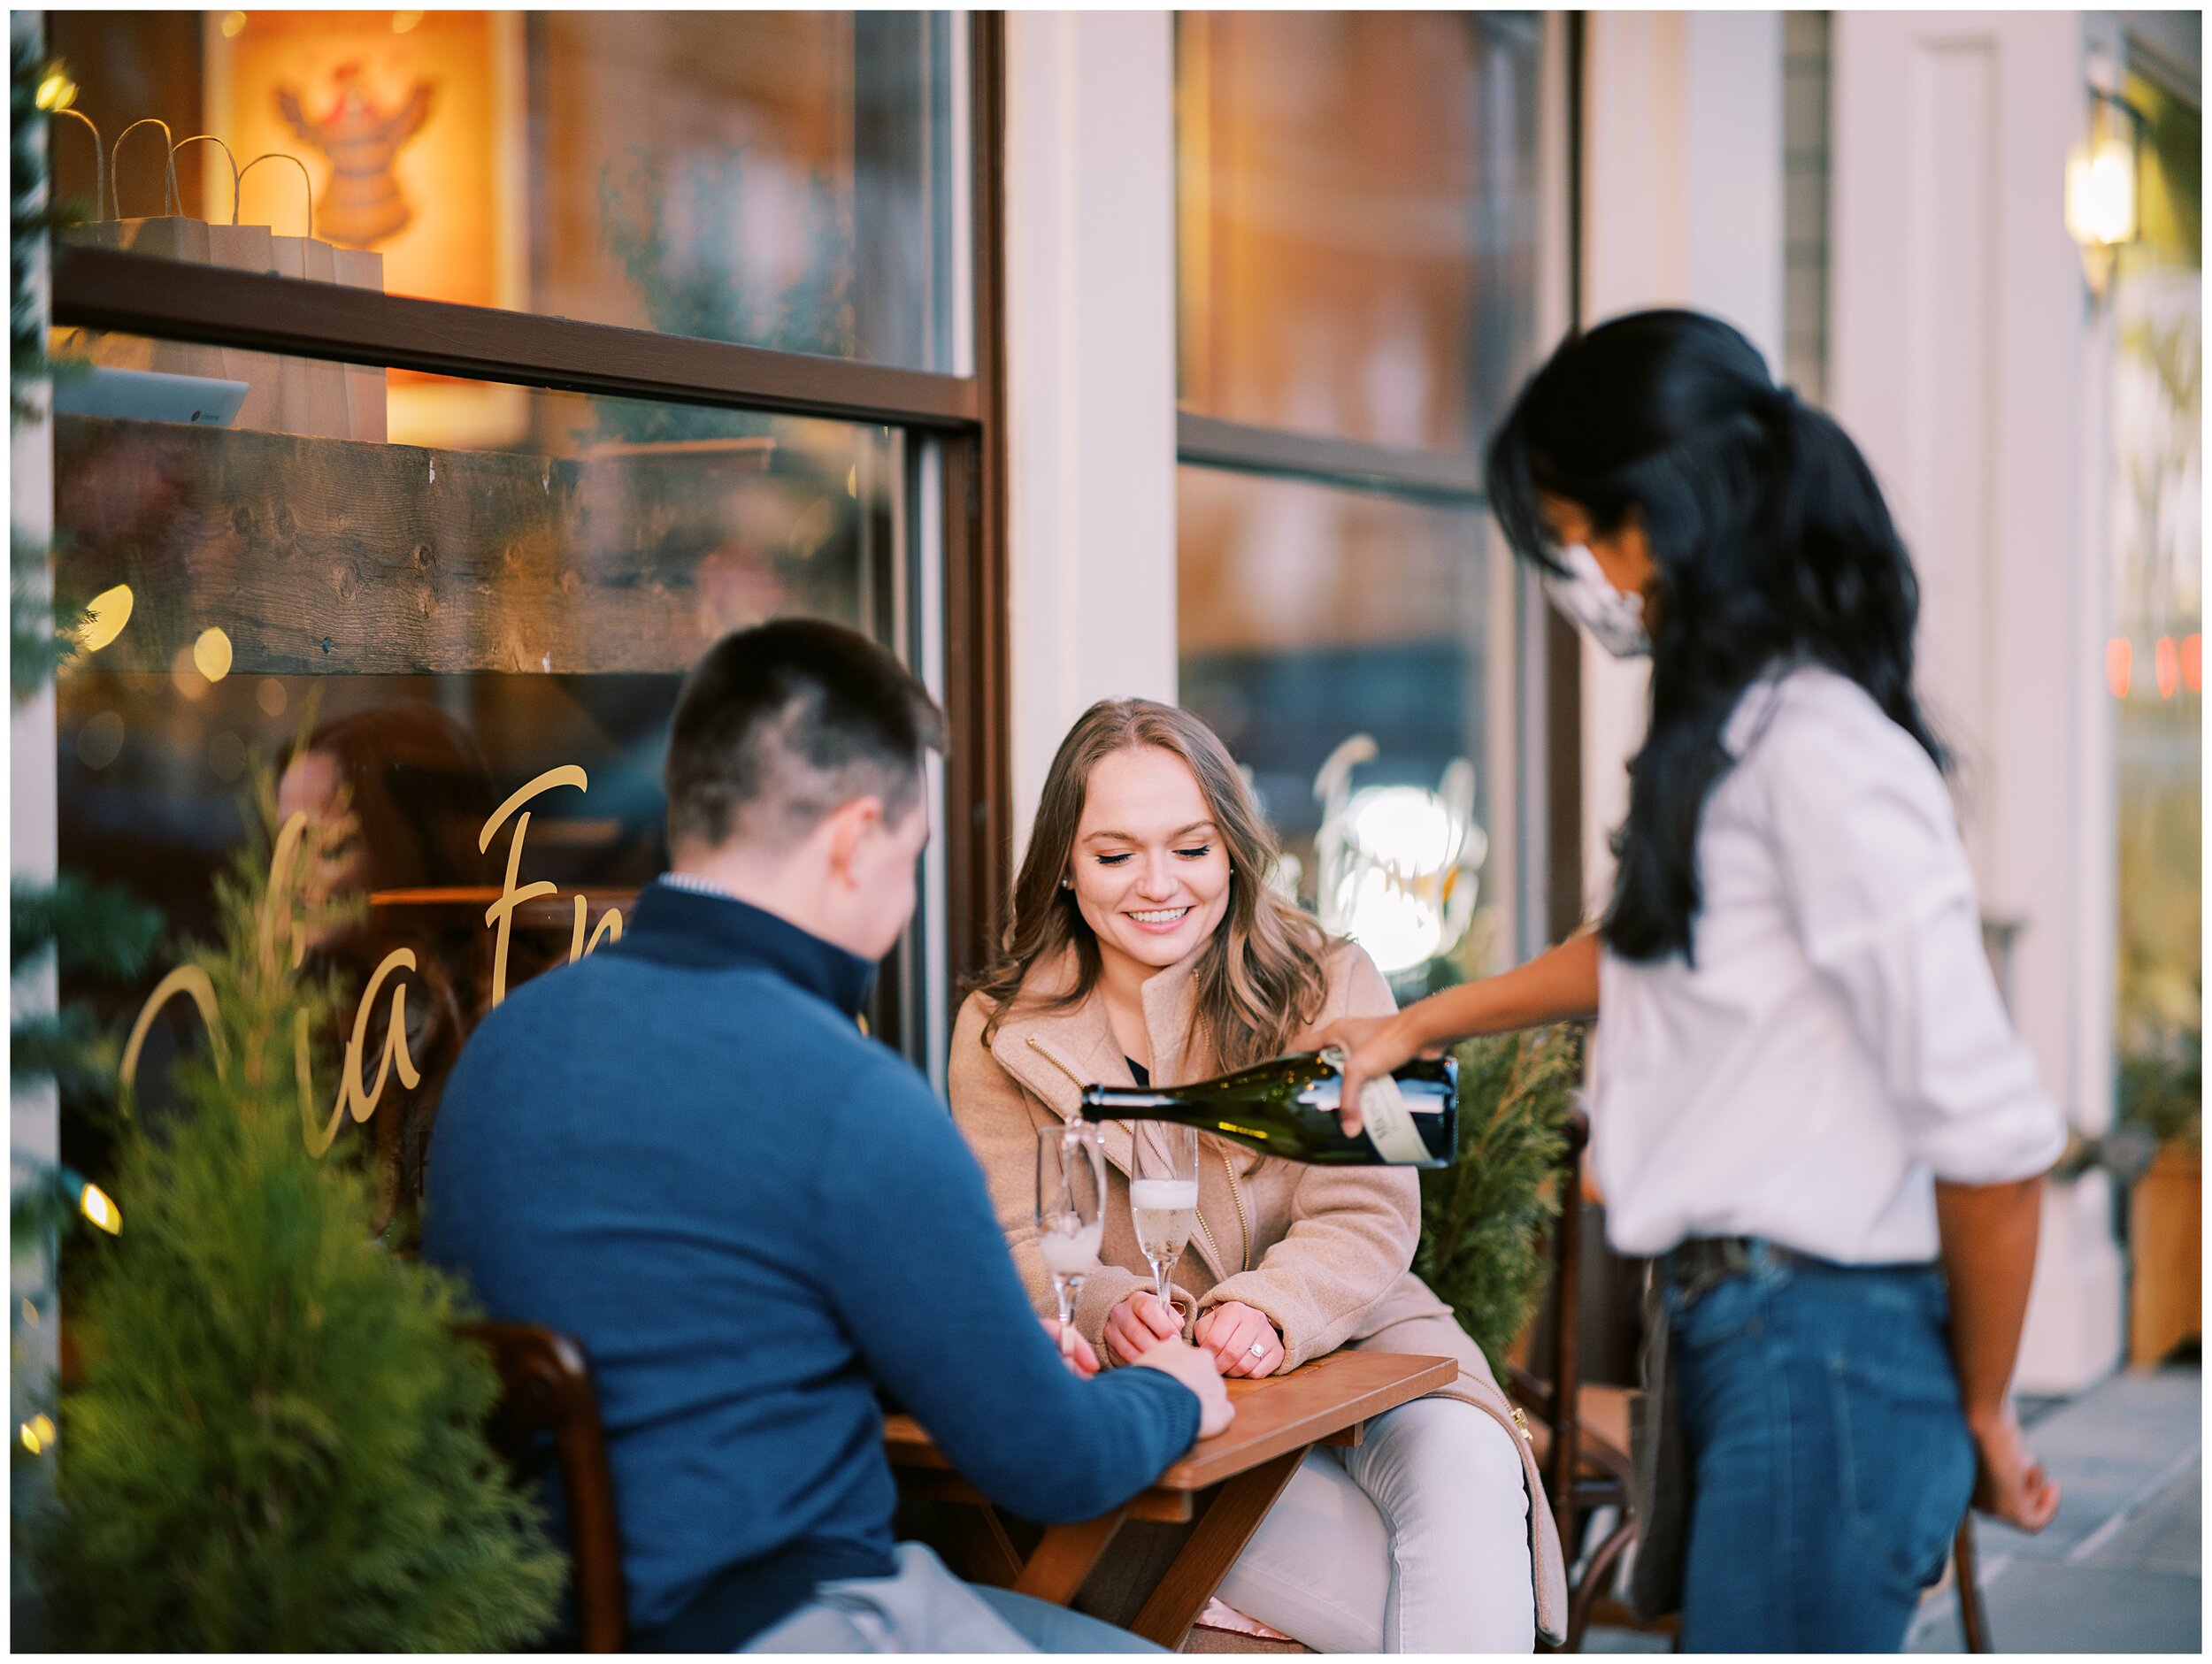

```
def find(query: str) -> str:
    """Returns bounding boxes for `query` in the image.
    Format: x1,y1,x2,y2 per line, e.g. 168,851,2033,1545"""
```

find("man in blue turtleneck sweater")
424,622,1228,1652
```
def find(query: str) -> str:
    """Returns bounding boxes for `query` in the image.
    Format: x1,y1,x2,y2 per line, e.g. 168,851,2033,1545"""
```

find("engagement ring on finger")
1248,1338,1266,1357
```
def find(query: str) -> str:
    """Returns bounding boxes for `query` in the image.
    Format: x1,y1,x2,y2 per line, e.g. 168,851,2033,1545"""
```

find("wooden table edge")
1156,1353,1458,1491
882,1351,1459,1495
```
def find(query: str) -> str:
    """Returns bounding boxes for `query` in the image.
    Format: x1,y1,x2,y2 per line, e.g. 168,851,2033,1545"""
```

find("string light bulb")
81,584,134,653
34,68,77,112
80,1181,120,1235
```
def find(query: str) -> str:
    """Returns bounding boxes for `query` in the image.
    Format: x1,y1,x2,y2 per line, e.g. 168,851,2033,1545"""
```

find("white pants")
1211,1395,1537,1653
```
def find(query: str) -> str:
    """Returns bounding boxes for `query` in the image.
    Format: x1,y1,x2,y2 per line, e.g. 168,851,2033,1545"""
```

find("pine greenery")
1414,1025,1581,1369
9,36,162,1104
12,29,161,1570
29,772,565,1650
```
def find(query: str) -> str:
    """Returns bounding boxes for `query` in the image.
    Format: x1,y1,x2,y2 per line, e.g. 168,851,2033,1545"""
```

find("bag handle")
170,134,241,226
237,151,313,242
51,107,106,225
109,117,181,221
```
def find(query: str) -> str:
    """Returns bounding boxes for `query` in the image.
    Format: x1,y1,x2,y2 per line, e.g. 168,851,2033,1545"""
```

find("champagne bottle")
1079,1047,1457,1168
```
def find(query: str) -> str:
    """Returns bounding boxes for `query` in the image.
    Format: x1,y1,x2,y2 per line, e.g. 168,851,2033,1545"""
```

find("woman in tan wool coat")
949,699,1566,1652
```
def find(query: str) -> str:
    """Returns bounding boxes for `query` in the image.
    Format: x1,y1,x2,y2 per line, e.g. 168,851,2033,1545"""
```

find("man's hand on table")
1194,1300,1284,1378
1104,1290,1185,1366
1132,1336,1235,1438
1040,1316,1101,1378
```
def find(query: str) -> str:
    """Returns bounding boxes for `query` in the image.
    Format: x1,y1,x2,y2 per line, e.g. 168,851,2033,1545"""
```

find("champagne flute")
1129,1123,1201,1327
1035,1121,1107,1362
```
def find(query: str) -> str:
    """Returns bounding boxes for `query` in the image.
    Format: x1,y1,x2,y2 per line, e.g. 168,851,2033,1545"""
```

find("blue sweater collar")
616,879,875,1020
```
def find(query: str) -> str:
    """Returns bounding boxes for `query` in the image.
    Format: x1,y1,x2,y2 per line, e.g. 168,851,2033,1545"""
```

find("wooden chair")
1504,1116,1993,1652
460,1322,627,1652
1502,1112,1647,1650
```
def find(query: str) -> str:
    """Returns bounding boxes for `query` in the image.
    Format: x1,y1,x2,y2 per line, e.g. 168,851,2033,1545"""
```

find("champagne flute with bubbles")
1129,1123,1201,1326
1036,1122,1107,1362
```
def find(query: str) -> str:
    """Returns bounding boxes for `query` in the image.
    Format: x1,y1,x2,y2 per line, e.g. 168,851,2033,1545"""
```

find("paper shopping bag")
330,247,388,442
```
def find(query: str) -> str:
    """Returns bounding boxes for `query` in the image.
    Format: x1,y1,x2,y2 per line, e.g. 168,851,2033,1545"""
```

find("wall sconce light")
2065,65,2146,301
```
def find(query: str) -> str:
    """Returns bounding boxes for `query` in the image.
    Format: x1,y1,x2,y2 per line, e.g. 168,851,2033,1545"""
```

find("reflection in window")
50,11,958,370
1175,10,1543,456
2110,65,2201,1135
1178,466,1505,993
53,343,913,1226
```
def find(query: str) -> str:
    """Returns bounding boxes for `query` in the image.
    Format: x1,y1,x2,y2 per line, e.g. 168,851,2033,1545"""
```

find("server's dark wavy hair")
1486,309,1945,963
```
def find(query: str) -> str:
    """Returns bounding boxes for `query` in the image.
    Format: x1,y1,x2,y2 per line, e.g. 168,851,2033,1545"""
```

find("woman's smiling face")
1070,745,1233,975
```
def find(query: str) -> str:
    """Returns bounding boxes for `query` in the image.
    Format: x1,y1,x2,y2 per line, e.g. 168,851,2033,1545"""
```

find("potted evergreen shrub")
27,775,565,1650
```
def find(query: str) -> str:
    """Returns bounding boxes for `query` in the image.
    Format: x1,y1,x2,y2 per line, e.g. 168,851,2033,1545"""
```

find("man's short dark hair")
664,620,947,854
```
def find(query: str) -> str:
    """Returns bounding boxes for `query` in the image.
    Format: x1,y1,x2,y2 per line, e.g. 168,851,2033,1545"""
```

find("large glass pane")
51,334,925,1230
2110,66,2201,1147
50,11,959,370
1178,465,1507,995
1176,11,1543,456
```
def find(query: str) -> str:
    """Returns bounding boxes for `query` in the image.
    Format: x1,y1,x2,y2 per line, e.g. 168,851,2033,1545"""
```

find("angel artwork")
275,63,434,249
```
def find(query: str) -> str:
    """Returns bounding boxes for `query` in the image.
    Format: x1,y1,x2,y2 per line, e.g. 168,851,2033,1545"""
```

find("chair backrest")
460,1321,626,1652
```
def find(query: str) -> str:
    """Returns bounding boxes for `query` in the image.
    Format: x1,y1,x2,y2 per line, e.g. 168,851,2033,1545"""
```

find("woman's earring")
1060,878,1073,891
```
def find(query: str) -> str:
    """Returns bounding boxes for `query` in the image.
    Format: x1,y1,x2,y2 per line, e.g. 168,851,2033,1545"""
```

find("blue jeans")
1668,1244,1976,1652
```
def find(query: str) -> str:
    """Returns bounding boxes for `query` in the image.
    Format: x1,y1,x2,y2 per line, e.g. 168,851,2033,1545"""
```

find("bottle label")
1312,1050,1434,1164
1356,1076,1432,1164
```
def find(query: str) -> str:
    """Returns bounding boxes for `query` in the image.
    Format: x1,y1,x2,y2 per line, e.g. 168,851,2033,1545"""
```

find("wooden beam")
55,415,865,677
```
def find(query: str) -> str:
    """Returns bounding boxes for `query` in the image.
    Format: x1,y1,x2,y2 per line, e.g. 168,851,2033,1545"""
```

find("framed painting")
204,8,528,447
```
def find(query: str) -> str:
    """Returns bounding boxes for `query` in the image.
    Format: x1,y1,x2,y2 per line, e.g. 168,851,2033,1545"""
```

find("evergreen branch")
12,873,163,980
1414,1024,1581,1369
10,1005,116,1095
31,760,565,1647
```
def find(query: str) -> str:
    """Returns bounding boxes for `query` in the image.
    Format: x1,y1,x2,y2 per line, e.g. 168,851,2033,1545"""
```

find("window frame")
46,12,1014,1052
1171,10,1586,956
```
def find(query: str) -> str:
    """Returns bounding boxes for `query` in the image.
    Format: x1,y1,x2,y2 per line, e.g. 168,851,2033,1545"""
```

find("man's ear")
823,795,888,885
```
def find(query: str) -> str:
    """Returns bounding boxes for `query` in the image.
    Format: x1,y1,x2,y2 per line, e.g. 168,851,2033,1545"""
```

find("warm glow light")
2066,136,2139,249
193,626,234,684
79,1182,119,1235
222,11,248,38
19,1299,36,1329
80,583,134,653
2184,634,2201,694
34,69,77,112
19,1424,41,1455
2155,636,2178,699
1315,760,1486,978
1348,787,1462,876
32,1415,56,1448
2107,637,2133,698
257,678,288,717
392,10,424,32
171,646,210,702
1333,864,1446,975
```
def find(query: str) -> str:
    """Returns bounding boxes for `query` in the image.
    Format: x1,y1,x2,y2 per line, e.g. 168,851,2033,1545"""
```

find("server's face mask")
1543,542,1651,658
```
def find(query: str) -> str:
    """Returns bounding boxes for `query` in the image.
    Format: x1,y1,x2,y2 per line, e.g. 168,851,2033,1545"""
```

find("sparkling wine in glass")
1129,1123,1201,1323
1036,1121,1107,1361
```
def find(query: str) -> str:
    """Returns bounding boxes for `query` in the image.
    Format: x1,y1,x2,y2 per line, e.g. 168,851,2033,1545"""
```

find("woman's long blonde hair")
972,699,1330,1071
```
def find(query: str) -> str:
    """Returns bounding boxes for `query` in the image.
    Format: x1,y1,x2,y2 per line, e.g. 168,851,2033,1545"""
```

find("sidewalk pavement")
1907,1363,2200,1654
1582,1363,2201,1654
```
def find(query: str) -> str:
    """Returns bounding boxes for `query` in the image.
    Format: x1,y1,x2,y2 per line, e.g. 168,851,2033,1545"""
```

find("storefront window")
1179,468,1506,990
50,11,960,371
1174,10,1560,991
52,336,933,1223
1175,10,1545,456
2110,65,2201,1140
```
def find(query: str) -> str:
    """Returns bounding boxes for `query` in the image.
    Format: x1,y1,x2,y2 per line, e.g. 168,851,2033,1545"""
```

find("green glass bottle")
1079,1048,1458,1168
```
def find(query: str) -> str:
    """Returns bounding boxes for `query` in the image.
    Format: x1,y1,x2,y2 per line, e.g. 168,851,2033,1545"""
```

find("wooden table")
884,1350,1456,1648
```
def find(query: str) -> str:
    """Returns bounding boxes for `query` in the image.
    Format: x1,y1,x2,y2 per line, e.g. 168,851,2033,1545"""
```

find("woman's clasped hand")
1102,1291,1286,1379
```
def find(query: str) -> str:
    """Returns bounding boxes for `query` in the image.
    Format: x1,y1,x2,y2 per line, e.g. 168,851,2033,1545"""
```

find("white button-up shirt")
1590,664,2068,1264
